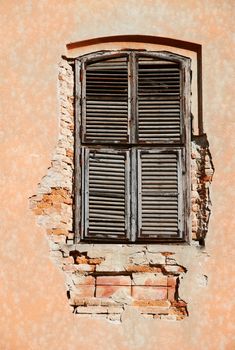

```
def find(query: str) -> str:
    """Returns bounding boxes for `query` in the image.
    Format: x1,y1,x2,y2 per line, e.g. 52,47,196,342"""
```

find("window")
75,50,191,243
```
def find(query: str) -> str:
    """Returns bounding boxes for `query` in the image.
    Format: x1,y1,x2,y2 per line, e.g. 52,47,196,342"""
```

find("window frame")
74,50,191,244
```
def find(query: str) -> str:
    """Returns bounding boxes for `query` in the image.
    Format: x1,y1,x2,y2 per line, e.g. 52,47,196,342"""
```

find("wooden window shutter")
81,147,131,241
81,54,130,144
137,148,185,241
137,55,182,144
75,50,191,243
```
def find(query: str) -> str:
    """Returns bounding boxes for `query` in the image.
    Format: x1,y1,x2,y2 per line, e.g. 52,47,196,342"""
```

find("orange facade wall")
0,1,234,349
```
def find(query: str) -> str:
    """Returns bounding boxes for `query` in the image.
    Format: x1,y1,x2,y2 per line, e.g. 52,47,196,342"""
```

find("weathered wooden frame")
74,50,191,243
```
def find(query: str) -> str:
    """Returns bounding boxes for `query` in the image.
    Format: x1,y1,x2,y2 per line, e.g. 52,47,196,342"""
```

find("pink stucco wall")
0,1,234,349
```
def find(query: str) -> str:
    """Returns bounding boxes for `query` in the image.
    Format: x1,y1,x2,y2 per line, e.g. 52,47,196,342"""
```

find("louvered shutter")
81,148,130,241
137,56,182,144
82,55,130,144
137,148,184,241
75,50,190,243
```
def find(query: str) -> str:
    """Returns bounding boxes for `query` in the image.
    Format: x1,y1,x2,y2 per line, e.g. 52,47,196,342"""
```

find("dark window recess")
75,51,191,243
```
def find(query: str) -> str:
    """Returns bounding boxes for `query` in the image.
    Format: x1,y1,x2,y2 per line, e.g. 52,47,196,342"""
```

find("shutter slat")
137,57,182,143
83,56,129,144
137,149,182,240
82,148,130,241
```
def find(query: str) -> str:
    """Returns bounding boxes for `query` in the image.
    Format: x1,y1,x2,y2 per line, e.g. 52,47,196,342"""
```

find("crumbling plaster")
1,0,235,349
29,57,214,321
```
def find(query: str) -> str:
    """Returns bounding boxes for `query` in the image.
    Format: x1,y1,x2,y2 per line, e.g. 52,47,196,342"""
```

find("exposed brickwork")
191,135,214,243
65,249,188,321
29,58,214,322
30,58,74,243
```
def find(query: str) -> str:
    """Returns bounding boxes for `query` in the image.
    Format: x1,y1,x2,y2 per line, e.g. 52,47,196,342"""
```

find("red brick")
171,300,187,308
164,265,184,274
133,300,171,307
169,306,187,319
202,175,212,182
76,306,108,314
69,297,101,306
75,256,88,264
47,228,69,236
167,276,177,287
62,264,79,272
33,208,43,215
108,306,124,314
126,265,162,273
132,286,167,300
137,305,170,314
96,275,131,286
73,286,95,298
167,287,176,301
96,285,131,298
75,257,104,265
68,123,74,131
75,264,95,272
99,298,119,307
88,258,104,265
74,275,95,286
66,149,74,158
132,273,167,286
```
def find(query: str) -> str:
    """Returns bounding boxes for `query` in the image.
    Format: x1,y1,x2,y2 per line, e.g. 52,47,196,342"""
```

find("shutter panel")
137,148,184,241
76,50,190,243
83,55,130,144
137,57,182,143
82,147,130,241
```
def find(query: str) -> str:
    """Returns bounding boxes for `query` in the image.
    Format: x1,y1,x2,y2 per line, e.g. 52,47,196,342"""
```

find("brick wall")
191,136,214,243
29,58,214,322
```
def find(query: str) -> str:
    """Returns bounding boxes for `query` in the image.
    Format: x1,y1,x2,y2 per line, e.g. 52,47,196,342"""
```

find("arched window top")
76,49,191,67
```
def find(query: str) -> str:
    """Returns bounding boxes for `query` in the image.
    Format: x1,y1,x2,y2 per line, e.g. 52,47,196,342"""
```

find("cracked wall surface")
2,1,235,349
29,58,214,322
191,135,214,243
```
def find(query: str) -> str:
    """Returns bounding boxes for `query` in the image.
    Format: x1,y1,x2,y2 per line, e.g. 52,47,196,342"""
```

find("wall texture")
1,1,235,349
28,58,213,322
